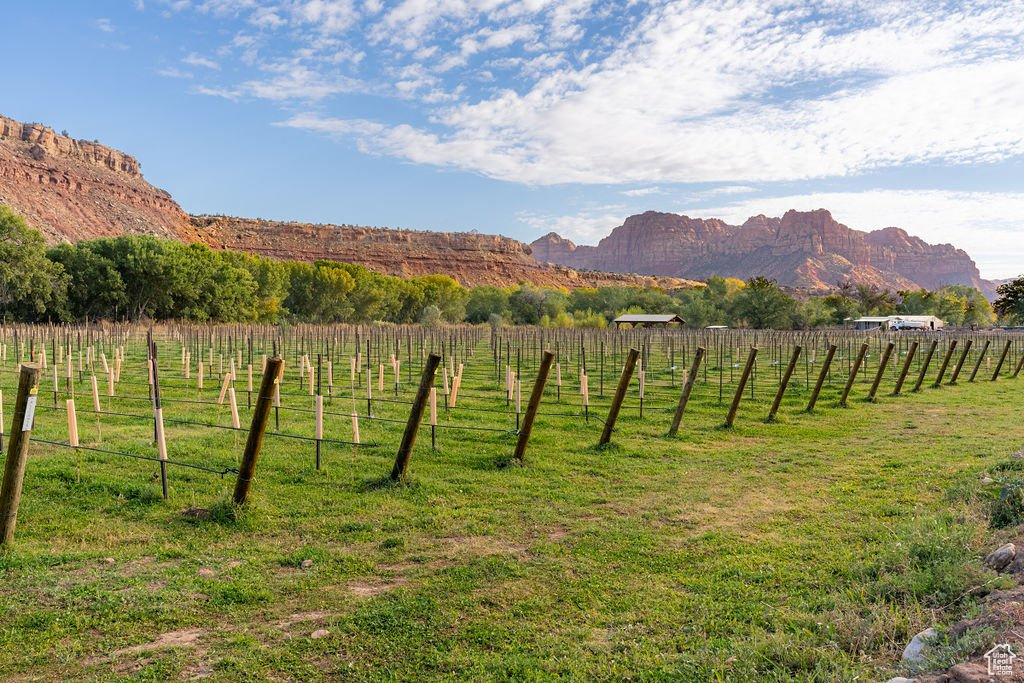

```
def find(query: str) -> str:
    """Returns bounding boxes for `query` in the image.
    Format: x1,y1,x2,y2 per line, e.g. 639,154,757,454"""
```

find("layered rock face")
532,209,990,295
0,115,202,244
193,215,698,289
0,113,698,289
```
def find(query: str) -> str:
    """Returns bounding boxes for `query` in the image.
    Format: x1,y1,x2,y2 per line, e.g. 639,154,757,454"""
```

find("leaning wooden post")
806,344,837,412
991,340,1012,380
1013,346,1024,379
839,342,869,407
932,340,958,387
767,345,801,421
513,350,555,463
867,342,895,402
725,346,758,427
391,353,441,481
911,340,939,392
233,357,284,505
969,340,990,382
669,347,704,435
599,348,639,445
0,364,41,545
893,341,920,395
949,339,973,384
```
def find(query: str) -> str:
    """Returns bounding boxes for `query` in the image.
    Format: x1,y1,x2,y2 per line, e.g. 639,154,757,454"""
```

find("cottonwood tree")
0,205,66,319
994,277,1024,323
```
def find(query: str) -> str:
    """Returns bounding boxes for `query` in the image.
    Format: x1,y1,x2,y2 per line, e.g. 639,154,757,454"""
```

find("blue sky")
2,1,1022,278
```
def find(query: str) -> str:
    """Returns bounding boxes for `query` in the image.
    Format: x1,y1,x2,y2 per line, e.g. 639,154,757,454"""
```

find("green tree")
851,282,896,315
465,285,509,323
994,277,1024,323
730,277,795,329
822,293,859,325
47,242,126,320
415,274,467,323
0,206,66,318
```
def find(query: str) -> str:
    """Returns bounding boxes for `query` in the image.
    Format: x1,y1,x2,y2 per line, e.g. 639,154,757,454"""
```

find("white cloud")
183,53,221,69
171,1,1024,189
519,206,628,245
688,189,1024,280
95,18,114,32
159,66,194,78
621,187,662,197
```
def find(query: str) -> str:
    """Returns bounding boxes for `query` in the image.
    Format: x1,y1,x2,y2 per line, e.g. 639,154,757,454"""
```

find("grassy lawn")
0,330,1020,681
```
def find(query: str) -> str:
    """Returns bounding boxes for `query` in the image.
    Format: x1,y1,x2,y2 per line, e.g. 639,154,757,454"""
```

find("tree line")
0,205,1016,328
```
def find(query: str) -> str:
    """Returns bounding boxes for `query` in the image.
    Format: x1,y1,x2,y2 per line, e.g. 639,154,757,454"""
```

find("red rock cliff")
0,115,202,244
532,209,989,295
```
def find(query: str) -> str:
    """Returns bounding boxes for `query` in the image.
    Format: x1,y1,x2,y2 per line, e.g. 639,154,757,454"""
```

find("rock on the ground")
984,543,1016,572
948,661,993,682
311,629,330,639
884,677,917,683
301,559,314,569
902,628,937,665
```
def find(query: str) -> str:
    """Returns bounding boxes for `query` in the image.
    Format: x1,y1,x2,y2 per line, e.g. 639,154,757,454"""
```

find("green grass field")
0,327,1021,681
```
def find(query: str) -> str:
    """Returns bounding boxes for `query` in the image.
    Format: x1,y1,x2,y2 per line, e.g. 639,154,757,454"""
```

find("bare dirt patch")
109,628,205,658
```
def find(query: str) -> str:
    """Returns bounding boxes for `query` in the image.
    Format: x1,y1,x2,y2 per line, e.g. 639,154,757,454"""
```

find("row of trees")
0,205,1015,328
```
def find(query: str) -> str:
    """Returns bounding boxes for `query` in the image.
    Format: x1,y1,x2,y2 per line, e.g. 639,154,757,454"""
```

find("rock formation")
192,215,698,289
532,209,992,296
0,114,698,290
1,113,990,295
0,115,205,244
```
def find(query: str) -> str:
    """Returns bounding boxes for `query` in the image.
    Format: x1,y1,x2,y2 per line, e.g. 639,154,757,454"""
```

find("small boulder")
948,661,992,682
981,477,995,485
984,543,1016,572
311,629,330,639
901,627,937,665
884,678,917,683
300,559,314,569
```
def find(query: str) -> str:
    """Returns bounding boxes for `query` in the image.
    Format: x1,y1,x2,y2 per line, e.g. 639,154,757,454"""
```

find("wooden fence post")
0,364,40,545
1013,346,1024,379
867,342,895,402
669,347,704,435
911,340,938,392
513,350,555,463
893,341,919,395
233,357,284,505
948,339,973,384
991,340,1012,380
839,342,869,407
767,345,801,422
725,347,758,427
391,353,441,481
806,344,837,412
968,340,990,382
599,348,639,445
932,340,957,387
151,345,169,500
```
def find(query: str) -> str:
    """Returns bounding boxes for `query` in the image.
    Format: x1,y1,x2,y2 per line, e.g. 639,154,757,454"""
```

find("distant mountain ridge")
0,113,698,290
531,209,994,297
